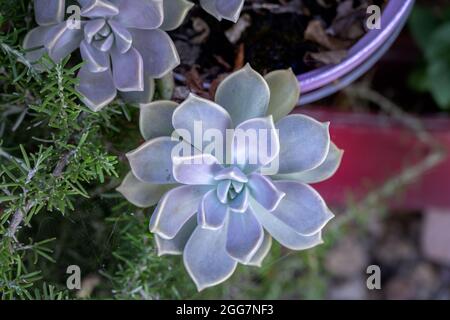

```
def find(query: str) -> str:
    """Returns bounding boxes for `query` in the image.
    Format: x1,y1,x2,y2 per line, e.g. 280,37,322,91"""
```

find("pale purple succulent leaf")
120,76,155,105
84,19,106,43
274,142,343,184
215,64,270,125
77,0,90,7
93,33,114,52
76,65,116,111
126,136,188,184
161,0,194,31
155,215,197,256
198,189,229,229
34,0,65,26
251,199,325,251
199,0,218,19
22,26,53,68
150,185,212,239
247,173,285,212
228,187,250,213
112,0,164,29
231,181,244,193
231,116,280,173
111,47,144,92
80,40,110,73
275,114,330,174
214,167,248,183
246,232,272,267
108,20,133,53
226,207,264,263
271,181,334,236
216,180,231,204
45,22,84,62
128,28,180,78
116,171,174,208
80,0,119,18
139,100,178,141
98,24,110,37
184,225,237,291
172,93,232,151
200,0,244,22
216,0,245,22
173,154,224,185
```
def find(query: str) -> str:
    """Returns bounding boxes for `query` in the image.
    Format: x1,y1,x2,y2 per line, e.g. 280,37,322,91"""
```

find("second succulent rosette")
23,0,245,111
22,0,194,111
118,65,343,290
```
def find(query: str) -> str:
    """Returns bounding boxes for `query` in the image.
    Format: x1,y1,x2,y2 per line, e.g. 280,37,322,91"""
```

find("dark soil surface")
169,0,445,115
170,0,385,88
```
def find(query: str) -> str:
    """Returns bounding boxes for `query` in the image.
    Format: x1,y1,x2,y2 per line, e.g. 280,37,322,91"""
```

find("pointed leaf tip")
265,68,300,122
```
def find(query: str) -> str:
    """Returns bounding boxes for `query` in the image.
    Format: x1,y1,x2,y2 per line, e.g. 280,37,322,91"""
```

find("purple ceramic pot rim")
297,0,416,93
298,12,406,105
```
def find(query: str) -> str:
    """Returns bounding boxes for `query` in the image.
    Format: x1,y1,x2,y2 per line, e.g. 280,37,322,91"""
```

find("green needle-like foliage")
0,55,118,298
0,0,193,299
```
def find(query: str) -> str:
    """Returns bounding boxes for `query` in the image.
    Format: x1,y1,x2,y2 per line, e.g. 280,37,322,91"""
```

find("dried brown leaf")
305,50,348,66
305,20,351,50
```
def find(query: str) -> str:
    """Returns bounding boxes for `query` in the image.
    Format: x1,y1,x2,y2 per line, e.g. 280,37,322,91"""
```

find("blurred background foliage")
409,4,450,110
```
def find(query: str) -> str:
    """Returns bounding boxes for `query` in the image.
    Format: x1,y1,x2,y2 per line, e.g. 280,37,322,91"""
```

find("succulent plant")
118,65,343,290
23,0,197,111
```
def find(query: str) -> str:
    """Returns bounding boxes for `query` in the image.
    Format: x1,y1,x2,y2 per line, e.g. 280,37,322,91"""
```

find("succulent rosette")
22,0,197,111
118,65,343,290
